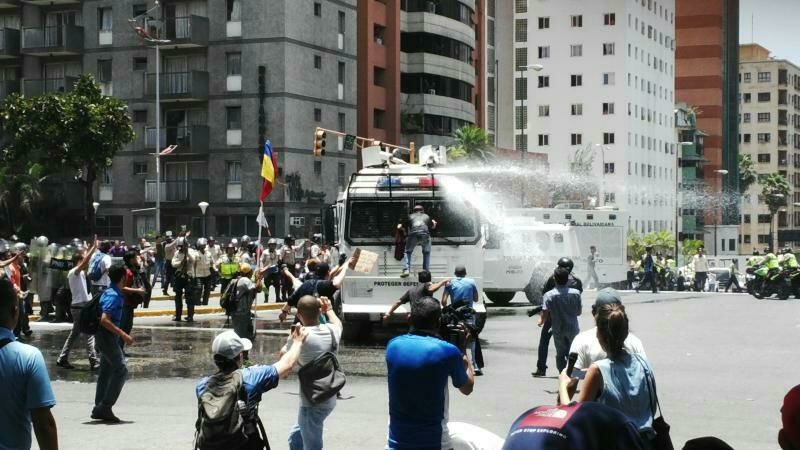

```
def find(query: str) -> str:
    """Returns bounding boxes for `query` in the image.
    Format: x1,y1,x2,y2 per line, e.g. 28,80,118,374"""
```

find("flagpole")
253,201,263,334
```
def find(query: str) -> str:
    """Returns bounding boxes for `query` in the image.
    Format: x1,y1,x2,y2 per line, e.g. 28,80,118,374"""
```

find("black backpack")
220,277,241,316
79,292,103,335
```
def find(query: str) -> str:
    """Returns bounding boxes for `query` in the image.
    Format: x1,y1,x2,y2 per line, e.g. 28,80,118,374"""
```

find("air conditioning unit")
428,89,436,95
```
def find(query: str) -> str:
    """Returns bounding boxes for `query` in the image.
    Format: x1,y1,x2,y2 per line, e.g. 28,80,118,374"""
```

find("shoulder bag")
634,354,673,450
297,326,346,405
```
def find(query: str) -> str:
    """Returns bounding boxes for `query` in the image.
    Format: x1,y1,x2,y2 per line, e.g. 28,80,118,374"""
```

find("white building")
495,0,678,235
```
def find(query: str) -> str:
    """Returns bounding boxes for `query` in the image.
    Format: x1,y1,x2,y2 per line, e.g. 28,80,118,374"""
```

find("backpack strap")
0,338,13,351
326,325,338,353
313,280,320,298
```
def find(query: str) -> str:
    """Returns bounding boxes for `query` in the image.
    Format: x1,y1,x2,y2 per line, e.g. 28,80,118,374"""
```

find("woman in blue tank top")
558,303,656,446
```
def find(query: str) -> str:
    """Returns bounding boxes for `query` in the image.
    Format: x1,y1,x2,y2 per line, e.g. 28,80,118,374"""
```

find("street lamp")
675,141,694,265
198,201,209,236
517,63,543,206
91,202,100,237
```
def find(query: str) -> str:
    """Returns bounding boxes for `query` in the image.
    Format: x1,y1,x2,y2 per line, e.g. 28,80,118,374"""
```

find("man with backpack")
229,263,261,359
93,264,134,423
281,295,343,450
195,328,309,450
88,241,113,295
56,240,100,370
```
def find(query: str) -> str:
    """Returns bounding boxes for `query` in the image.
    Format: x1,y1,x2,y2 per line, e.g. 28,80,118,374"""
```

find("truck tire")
485,291,515,305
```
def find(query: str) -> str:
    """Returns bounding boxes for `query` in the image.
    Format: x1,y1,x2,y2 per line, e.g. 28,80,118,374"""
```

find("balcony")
144,125,209,154
145,71,208,102
0,79,20,101
0,28,20,58
161,16,209,48
22,25,83,56
22,0,79,5
0,0,20,9
22,76,78,96
145,179,209,203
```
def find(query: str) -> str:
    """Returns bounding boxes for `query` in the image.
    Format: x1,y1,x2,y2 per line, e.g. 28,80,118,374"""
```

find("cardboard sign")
348,248,378,274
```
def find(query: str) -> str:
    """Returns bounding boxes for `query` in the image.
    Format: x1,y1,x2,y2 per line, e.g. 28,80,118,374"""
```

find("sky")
740,0,800,65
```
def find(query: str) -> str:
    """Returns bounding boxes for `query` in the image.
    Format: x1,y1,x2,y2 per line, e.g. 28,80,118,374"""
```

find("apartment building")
495,0,677,233
357,0,485,151
0,0,357,241
738,44,800,253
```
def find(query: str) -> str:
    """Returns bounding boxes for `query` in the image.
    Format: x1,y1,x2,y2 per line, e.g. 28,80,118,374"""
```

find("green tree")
738,154,757,195
1,75,134,236
760,172,791,252
627,230,674,260
680,239,704,265
0,162,45,236
447,126,493,162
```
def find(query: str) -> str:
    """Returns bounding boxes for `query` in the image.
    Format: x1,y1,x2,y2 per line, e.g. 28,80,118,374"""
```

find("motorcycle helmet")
557,257,574,271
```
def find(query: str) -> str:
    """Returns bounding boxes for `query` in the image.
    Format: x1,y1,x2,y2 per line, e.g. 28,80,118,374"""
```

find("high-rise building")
2,0,357,241
675,0,740,224
738,44,800,253
357,0,485,152
496,0,677,234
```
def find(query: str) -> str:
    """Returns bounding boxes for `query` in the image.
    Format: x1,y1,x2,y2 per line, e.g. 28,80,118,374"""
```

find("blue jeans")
403,233,431,272
288,404,335,450
94,328,128,413
536,318,552,372
151,260,165,287
553,333,575,373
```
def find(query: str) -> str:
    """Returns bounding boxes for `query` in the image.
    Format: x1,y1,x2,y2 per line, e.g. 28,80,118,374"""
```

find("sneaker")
400,270,410,278
56,360,74,370
91,409,121,423
172,317,182,322
23,329,33,337
184,316,194,323
474,369,483,376
531,369,546,378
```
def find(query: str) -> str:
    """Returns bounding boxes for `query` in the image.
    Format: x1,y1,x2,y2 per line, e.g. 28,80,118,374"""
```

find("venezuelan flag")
259,140,277,202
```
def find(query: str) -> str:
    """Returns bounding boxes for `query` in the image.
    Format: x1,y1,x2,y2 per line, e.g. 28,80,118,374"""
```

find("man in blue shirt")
442,265,482,375
540,267,582,373
196,328,308,448
637,246,658,294
0,277,59,450
92,264,135,423
386,297,475,450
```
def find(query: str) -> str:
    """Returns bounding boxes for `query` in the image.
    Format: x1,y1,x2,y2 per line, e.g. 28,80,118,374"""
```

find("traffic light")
314,129,327,156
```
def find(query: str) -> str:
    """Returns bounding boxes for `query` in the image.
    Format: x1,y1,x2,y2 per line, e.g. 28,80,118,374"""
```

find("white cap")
212,330,252,360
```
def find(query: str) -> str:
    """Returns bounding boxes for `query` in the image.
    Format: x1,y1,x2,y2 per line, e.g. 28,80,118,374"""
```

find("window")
515,106,527,129
314,108,322,122
744,235,752,244
515,134,528,151
758,235,770,244
743,133,751,143
758,71,771,82
758,92,771,102
133,57,147,71
604,162,615,174
758,214,772,224
604,13,616,25
758,133,771,143
515,48,528,69
603,43,615,55
132,110,147,123
338,62,345,84
373,109,385,129
314,55,322,69
373,66,385,87
743,214,751,224
604,193,616,204
570,44,582,57
537,76,549,88
227,0,242,21
314,2,322,17
538,46,550,58
290,216,306,227
98,7,112,32
226,53,241,76
133,4,147,17
757,153,771,163
373,24,386,45
516,77,527,99
570,133,582,145
743,93,751,103
603,72,615,85
570,74,582,86
338,11,345,34
515,19,527,42
603,132,615,144
603,102,615,114
758,112,771,123
538,134,549,146
226,106,242,130
743,112,751,123
97,59,112,83
538,17,550,29
133,162,147,175
338,163,346,188
571,103,583,116
338,113,346,133
226,161,242,201
538,105,549,117
314,160,322,176
571,15,583,27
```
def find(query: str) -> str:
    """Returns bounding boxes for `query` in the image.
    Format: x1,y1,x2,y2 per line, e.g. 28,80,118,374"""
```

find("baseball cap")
594,288,622,308
780,385,800,449
212,330,252,360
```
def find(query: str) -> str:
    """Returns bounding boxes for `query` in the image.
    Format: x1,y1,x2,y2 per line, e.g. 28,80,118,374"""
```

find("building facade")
675,0,739,225
496,0,677,233
738,44,800,254
1,0,358,241
357,0,485,152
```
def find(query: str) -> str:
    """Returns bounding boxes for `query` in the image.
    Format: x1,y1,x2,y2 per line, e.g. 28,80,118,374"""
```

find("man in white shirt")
569,288,646,372
692,247,709,292
259,239,281,303
281,295,342,450
171,237,197,322
194,238,214,306
57,240,99,370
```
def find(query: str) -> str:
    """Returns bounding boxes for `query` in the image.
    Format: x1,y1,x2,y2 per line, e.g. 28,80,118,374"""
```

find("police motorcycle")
750,252,791,300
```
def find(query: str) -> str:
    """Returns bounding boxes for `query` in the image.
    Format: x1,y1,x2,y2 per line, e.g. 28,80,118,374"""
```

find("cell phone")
566,352,579,377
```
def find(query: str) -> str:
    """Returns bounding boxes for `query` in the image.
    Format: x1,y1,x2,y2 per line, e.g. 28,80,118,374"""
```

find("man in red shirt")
120,250,146,353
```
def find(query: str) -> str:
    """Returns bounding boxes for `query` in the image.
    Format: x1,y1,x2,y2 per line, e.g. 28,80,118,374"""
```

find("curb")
28,302,286,321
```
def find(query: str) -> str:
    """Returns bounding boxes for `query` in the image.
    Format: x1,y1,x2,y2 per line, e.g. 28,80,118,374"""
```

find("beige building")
738,44,800,253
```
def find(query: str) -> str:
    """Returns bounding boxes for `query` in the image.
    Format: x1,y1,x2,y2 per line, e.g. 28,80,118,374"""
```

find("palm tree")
739,154,757,195
760,172,791,252
447,126,493,162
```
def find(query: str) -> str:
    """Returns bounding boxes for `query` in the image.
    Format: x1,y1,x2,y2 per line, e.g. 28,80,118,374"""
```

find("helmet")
240,263,252,274
285,234,295,243
230,238,239,247
196,238,208,247
208,236,215,242
165,231,174,238
226,243,235,250
268,238,277,246
176,237,186,247
784,247,793,254
240,235,250,244
36,236,49,246
557,257,574,271
14,242,28,253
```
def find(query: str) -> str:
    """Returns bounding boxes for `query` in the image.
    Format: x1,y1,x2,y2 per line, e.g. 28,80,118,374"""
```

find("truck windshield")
347,199,479,245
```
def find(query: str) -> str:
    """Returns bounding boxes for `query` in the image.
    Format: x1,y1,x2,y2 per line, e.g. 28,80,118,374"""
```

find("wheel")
779,286,791,300
486,291,515,305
